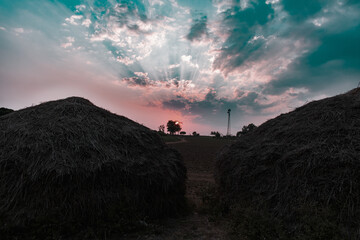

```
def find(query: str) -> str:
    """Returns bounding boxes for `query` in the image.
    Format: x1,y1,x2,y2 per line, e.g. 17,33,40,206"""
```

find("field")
168,136,233,207
123,136,235,240
160,135,182,143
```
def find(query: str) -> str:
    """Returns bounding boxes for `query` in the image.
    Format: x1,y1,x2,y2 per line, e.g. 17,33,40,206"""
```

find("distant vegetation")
210,131,221,138
236,123,257,137
192,131,200,136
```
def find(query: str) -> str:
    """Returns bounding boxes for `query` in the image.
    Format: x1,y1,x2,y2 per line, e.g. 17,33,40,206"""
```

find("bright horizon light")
1,0,360,135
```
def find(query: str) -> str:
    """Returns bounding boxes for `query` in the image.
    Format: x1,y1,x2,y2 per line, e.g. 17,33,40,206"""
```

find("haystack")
216,88,360,238
0,97,186,228
0,107,14,117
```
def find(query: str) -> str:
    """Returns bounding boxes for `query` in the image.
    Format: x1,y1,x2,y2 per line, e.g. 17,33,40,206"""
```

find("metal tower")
226,109,231,136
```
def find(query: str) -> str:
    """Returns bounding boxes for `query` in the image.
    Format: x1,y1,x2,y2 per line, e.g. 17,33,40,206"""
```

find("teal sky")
1,0,360,135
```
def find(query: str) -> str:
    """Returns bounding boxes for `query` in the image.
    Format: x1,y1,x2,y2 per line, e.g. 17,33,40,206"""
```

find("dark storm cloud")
275,0,360,92
265,21,360,95
210,0,360,96
345,0,360,6
186,15,208,41
236,90,258,102
213,0,274,74
307,26,360,69
282,0,324,22
281,0,360,22
163,98,189,110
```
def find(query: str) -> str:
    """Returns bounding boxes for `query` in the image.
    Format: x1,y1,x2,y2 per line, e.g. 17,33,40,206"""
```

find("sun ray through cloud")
1,0,360,134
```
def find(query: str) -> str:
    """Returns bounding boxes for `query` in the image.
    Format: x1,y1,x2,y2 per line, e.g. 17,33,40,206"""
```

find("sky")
0,0,360,135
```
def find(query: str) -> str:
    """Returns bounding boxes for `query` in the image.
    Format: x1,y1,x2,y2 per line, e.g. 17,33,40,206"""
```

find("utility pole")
227,109,231,136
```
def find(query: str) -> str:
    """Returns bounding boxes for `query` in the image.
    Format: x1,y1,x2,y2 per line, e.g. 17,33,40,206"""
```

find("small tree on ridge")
167,120,181,135
158,124,165,133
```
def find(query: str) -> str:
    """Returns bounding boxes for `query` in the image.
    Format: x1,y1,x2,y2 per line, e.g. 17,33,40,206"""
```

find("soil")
122,136,234,240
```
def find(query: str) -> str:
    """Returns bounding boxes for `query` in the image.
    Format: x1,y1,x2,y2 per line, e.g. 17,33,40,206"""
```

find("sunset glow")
1,0,360,135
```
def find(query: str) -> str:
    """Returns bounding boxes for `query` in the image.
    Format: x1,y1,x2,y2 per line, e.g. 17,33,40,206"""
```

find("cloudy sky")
1,0,360,135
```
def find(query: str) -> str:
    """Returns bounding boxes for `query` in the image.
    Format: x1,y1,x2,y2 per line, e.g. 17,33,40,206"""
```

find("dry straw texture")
0,107,13,117
216,88,360,238
0,97,186,228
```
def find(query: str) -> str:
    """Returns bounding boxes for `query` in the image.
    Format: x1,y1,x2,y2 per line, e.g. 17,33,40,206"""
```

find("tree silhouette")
236,123,257,137
211,131,221,138
167,120,181,135
192,131,200,136
158,124,165,133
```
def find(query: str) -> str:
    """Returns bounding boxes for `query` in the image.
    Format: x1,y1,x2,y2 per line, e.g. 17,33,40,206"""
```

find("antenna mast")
227,109,231,136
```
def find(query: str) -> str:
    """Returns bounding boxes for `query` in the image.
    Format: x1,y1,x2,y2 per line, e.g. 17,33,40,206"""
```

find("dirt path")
124,137,234,240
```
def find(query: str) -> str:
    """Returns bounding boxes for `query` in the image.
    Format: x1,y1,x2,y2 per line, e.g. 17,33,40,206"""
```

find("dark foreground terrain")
122,136,234,240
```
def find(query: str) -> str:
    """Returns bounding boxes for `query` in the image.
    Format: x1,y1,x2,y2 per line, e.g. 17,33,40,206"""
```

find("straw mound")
0,97,186,226
0,107,14,117
216,88,360,236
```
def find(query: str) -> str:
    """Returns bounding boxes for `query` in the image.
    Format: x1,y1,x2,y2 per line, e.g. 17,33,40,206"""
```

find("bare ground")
122,136,234,240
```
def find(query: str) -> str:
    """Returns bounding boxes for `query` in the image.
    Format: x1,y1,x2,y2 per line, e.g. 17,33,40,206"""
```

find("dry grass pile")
0,107,14,117
216,88,360,239
0,97,186,234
